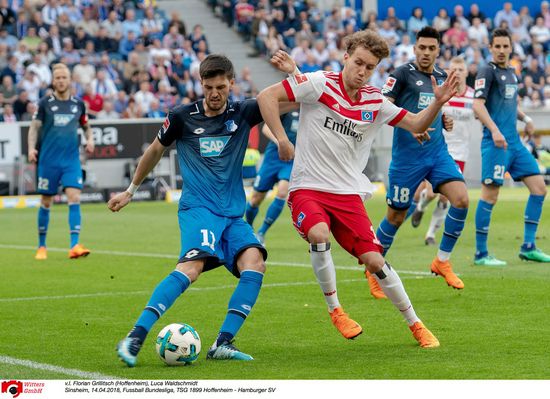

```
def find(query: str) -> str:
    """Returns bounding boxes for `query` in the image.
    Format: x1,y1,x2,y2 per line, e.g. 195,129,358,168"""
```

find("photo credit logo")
1,380,45,397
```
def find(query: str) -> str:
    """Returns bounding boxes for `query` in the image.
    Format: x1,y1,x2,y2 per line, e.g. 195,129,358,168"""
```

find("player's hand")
525,120,535,135
85,137,95,155
432,70,458,104
491,130,508,150
412,128,434,144
271,50,297,75
277,139,295,161
108,191,133,212
28,148,38,163
442,113,454,131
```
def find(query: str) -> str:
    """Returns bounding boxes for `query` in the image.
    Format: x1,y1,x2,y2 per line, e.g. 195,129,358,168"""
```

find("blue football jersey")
474,62,520,146
157,99,263,217
263,111,299,159
34,95,88,167
382,63,447,159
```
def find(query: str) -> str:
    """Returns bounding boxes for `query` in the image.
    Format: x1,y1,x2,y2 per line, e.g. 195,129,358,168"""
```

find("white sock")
417,188,429,211
426,200,449,239
437,250,451,262
310,243,340,312
373,262,420,326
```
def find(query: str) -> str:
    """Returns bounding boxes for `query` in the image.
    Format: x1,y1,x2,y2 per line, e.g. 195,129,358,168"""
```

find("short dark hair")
490,28,512,45
416,26,441,44
199,54,235,80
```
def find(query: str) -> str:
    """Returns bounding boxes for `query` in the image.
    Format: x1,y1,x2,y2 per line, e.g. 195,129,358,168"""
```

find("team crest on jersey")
294,74,308,84
199,136,231,157
71,105,78,113
53,114,75,126
437,79,444,86
505,84,517,99
417,92,435,109
224,119,238,132
361,111,374,122
475,78,485,90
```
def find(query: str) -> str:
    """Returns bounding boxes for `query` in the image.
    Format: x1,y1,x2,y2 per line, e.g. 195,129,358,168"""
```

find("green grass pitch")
1,188,549,379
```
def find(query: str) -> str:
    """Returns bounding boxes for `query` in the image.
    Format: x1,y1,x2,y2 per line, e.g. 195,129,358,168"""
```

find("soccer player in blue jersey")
372,27,470,294
28,63,94,260
473,29,550,265
245,111,299,244
108,54,296,366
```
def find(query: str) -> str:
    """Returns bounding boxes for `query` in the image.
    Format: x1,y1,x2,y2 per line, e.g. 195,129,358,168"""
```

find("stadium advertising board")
0,123,21,165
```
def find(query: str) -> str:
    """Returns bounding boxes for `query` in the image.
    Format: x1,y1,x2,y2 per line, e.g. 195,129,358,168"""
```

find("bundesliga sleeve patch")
383,77,396,92
294,74,308,84
475,78,486,90
163,116,170,131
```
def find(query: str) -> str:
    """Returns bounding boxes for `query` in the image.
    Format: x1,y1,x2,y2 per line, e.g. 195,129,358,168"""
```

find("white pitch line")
0,355,119,380
0,244,434,276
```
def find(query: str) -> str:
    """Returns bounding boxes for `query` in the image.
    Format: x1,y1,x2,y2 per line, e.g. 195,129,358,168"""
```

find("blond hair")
450,56,466,65
343,30,390,61
52,63,70,74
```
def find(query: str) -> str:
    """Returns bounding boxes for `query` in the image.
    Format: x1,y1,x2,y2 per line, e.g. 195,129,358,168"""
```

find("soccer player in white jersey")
410,57,477,245
257,30,458,347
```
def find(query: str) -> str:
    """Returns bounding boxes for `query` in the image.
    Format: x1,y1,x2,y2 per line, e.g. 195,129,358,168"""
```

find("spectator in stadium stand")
91,69,118,101
30,10,49,39
163,24,184,51
179,39,197,70
146,98,164,118
300,52,321,73
156,81,177,113
235,0,254,42
264,25,286,57
15,10,29,39
13,90,29,120
142,7,163,41
27,53,51,88
45,24,62,56
468,17,490,46
101,10,123,39
467,3,486,25
20,101,36,121
221,0,235,28
432,8,451,34
384,6,404,33
0,42,7,68
122,9,142,38
121,97,142,119
0,27,17,51
0,103,16,122
0,75,16,104
123,70,140,95
443,21,469,50
511,18,531,49
96,99,120,120
96,0,111,22
119,30,138,60
94,26,117,53
407,7,429,41
494,2,518,29
451,5,470,30
524,58,546,90
73,26,90,51
110,0,126,21
235,66,257,98
83,84,104,118
131,38,151,69
166,10,186,37
41,0,62,26
36,41,55,65
113,90,129,114
21,26,40,52
394,34,415,62
170,52,187,82
290,38,310,67
55,12,73,39
63,1,83,25
530,16,550,51
18,69,40,103
188,24,208,54
323,7,343,36
149,38,172,61
73,54,96,87
134,80,155,114
379,19,400,46
60,38,81,66
322,49,343,72
0,0,16,33
98,54,122,88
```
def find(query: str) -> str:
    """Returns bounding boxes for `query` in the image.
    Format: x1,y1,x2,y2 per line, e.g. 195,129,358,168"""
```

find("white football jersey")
442,86,475,162
282,71,407,199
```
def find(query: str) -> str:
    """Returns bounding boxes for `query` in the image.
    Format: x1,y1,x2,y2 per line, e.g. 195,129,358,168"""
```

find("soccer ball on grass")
155,323,201,365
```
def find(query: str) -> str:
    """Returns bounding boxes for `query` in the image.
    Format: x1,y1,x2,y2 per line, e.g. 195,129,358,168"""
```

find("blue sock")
439,206,468,253
376,218,399,256
218,270,263,345
245,202,259,226
475,199,494,258
522,194,545,251
68,203,81,248
38,206,50,247
404,200,418,221
135,270,191,335
258,197,285,236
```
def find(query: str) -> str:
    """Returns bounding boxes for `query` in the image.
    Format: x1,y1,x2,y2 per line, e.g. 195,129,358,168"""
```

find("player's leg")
245,159,277,226
257,179,289,242
474,144,507,266
424,194,449,245
35,195,53,260
288,190,361,339
245,189,266,226
410,181,437,228
65,187,90,258
208,223,266,360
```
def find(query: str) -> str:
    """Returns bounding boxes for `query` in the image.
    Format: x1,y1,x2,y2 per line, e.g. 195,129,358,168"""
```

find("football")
155,323,201,365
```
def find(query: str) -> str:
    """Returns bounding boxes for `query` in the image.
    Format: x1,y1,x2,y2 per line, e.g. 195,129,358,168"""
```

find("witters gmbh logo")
1,380,45,397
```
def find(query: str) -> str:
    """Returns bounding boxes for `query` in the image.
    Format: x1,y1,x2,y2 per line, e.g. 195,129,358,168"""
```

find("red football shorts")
455,160,465,173
287,189,383,258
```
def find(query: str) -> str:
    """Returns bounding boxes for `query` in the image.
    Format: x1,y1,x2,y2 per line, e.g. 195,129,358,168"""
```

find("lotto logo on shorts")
296,212,306,227
294,74,308,84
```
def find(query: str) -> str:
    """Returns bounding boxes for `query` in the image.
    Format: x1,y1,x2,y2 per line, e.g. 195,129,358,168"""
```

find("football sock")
219,270,264,342
68,203,81,248
377,218,399,256
427,200,449,239
372,262,419,326
404,200,418,221
310,243,340,311
522,194,545,250
475,199,493,258
418,188,429,211
439,206,468,260
245,202,259,226
38,206,50,247
258,197,285,236
135,270,191,334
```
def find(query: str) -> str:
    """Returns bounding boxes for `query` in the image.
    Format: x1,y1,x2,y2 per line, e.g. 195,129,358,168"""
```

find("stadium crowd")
0,0,260,122
209,0,550,110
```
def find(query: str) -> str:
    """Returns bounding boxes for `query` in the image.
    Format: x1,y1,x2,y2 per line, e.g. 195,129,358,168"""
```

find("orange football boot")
68,244,91,259
365,270,387,299
409,321,440,348
329,307,362,339
430,258,464,289
35,246,47,260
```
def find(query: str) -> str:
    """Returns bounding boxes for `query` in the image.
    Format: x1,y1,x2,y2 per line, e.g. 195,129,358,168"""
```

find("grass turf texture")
1,188,549,379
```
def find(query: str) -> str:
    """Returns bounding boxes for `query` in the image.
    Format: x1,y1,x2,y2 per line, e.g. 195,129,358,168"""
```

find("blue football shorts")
253,151,293,193
386,149,464,210
36,162,83,195
481,140,540,186
177,206,267,277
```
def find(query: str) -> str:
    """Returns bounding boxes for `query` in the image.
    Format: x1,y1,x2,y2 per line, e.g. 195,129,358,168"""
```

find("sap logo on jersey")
417,92,435,109
53,114,75,126
199,136,231,157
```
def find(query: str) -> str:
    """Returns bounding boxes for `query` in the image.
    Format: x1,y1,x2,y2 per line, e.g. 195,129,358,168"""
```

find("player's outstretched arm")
108,138,166,212
271,50,298,75
27,119,42,163
257,83,294,161
473,98,507,149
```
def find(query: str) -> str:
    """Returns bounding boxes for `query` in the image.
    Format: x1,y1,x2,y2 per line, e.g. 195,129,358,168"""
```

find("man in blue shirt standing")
108,54,295,366
28,63,94,260
473,29,550,265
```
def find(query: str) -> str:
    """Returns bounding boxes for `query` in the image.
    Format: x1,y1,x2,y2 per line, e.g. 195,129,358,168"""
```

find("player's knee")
387,210,406,226
452,194,469,209
307,224,330,244
250,191,264,206
40,196,52,208
361,251,385,273
242,258,266,274
276,181,289,198
175,261,204,283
